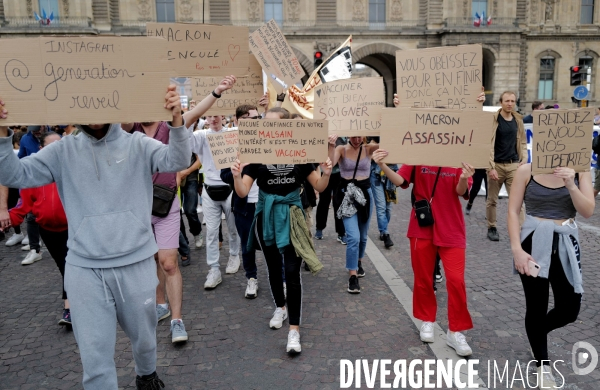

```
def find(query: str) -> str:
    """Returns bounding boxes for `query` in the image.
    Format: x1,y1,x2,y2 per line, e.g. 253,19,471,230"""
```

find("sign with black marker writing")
249,20,304,88
396,44,483,110
0,36,171,125
380,107,493,167
314,77,384,136
147,23,249,77
532,108,594,174
206,130,239,170
238,119,328,164
191,55,263,115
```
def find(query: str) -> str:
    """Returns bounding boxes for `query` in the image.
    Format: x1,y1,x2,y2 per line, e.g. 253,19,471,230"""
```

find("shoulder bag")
412,167,441,227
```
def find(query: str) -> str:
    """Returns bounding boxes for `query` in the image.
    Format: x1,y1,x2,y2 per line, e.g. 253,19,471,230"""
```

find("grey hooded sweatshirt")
0,123,191,268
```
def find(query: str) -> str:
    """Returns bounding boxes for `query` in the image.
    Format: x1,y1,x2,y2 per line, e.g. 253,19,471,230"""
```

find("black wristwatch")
212,90,222,98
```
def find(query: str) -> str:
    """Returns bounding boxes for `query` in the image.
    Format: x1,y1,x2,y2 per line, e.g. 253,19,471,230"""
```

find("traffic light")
570,66,585,86
314,51,323,68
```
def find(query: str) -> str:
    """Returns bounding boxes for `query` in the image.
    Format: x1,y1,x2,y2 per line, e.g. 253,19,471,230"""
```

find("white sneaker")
194,233,203,248
21,235,29,245
221,212,226,220
269,307,288,329
245,278,258,299
21,244,30,251
196,205,203,214
286,329,301,353
5,233,24,247
225,255,240,274
204,268,222,289
536,365,560,389
446,330,472,357
22,250,42,265
420,321,435,343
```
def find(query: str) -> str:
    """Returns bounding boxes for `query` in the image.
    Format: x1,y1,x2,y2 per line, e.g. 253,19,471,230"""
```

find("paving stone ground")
0,190,599,389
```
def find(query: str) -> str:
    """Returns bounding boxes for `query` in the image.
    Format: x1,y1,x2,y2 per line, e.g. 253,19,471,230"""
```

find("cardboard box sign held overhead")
238,119,328,164
313,77,385,136
147,23,249,77
0,36,172,125
531,108,594,174
191,55,263,116
396,44,483,110
380,107,494,168
249,20,304,89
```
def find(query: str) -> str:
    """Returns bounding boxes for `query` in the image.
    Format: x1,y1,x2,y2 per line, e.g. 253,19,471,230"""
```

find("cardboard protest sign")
0,36,171,125
531,108,594,174
147,23,249,77
314,77,384,136
206,130,239,169
249,20,304,88
238,119,328,164
191,55,263,115
380,107,493,168
396,44,483,110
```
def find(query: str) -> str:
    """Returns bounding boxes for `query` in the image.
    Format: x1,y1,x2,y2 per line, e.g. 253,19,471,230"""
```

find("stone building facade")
1,0,599,112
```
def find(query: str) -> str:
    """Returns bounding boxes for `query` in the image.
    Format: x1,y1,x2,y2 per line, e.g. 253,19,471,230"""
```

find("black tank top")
524,175,578,220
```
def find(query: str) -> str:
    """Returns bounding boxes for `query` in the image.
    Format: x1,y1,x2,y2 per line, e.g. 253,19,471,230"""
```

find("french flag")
473,12,481,27
487,14,492,25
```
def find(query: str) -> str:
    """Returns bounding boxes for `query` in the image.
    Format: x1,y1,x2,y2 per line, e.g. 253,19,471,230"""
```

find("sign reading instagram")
572,341,598,375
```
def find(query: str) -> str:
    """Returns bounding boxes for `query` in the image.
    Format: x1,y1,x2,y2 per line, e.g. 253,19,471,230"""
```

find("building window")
38,0,60,17
472,0,488,16
538,57,555,100
369,0,386,23
265,0,283,25
156,0,175,22
581,0,594,24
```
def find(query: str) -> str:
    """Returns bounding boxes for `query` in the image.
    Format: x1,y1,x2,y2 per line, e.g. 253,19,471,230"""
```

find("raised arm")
231,159,254,198
183,76,236,126
555,168,595,218
328,135,343,167
307,159,333,193
373,149,405,187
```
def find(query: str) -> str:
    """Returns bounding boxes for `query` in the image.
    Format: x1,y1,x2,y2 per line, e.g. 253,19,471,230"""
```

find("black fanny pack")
204,184,232,201
412,168,441,227
152,184,177,218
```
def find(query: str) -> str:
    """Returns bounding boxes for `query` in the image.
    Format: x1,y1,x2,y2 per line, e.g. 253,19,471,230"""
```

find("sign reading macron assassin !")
237,119,328,164
0,36,171,125
380,107,494,168
314,77,385,136
395,44,483,110
147,22,249,77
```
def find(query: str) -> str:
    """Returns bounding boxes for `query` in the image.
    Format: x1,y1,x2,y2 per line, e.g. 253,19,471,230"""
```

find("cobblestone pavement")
0,190,599,389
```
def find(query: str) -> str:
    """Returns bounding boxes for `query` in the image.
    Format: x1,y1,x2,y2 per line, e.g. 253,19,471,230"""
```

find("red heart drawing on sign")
228,44,240,61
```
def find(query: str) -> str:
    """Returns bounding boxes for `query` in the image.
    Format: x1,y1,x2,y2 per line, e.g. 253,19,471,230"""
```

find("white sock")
171,319,182,325
158,303,168,310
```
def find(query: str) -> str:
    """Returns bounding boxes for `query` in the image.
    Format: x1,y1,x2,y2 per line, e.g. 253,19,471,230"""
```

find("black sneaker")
303,261,310,271
136,371,165,390
383,234,394,248
465,203,472,215
58,309,71,326
379,233,385,241
357,261,365,278
181,255,190,267
348,275,360,294
487,227,500,241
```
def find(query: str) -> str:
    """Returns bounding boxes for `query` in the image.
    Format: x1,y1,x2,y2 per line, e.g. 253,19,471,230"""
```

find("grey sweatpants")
64,257,159,389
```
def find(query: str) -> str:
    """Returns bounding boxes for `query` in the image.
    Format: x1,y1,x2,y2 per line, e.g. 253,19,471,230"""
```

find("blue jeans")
370,172,392,235
178,211,190,258
181,179,202,236
342,188,372,271
234,203,257,280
